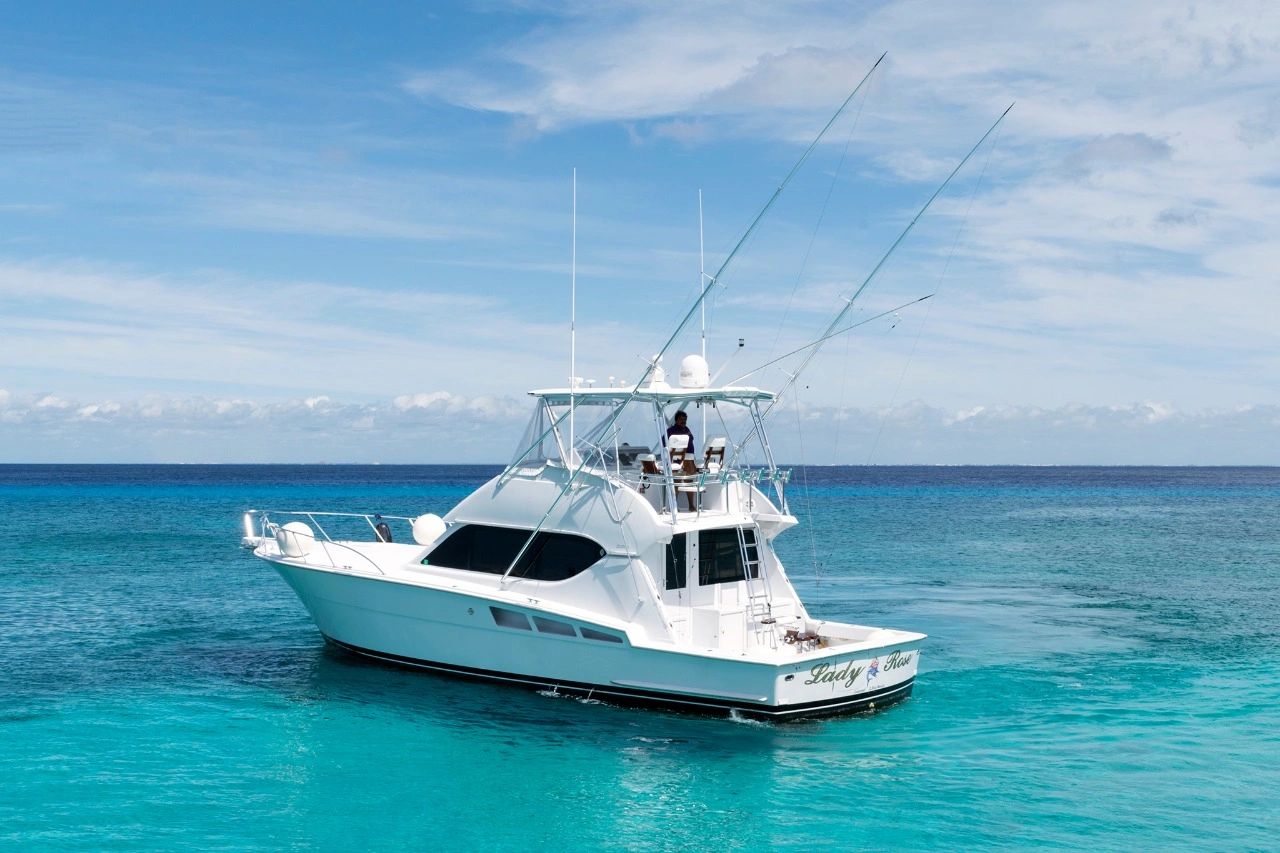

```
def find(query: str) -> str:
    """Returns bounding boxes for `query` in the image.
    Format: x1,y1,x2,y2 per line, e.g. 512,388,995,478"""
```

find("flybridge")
508,373,790,524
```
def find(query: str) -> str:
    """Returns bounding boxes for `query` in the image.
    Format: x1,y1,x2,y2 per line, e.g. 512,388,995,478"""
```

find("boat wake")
537,688,604,706
727,709,772,727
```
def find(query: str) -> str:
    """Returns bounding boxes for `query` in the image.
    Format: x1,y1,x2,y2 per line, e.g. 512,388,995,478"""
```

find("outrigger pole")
727,294,934,386
731,102,1014,467
498,55,889,582
647,51,888,376
569,167,577,460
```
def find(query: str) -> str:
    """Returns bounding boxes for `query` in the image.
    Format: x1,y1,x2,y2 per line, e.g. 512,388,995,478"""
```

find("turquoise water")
2,465,1277,850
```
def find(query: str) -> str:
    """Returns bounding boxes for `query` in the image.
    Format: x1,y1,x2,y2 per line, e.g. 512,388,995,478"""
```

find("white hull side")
271,560,920,718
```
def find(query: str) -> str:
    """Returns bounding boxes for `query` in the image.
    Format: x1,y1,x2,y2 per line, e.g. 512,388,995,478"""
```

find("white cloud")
0,257,612,400
394,391,454,410
776,399,1280,464
0,390,531,463
34,394,71,409
0,390,1274,464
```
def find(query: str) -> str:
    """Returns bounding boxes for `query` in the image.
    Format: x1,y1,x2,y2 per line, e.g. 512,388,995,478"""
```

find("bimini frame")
501,386,787,526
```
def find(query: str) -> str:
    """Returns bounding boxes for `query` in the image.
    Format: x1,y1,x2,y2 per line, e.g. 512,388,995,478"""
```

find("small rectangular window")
580,627,624,644
665,533,687,591
532,616,576,637
490,607,532,630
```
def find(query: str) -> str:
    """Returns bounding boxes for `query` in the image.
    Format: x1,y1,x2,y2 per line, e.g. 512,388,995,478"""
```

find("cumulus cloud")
0,391,1275,464
778,400,1280,465
0,391,529,463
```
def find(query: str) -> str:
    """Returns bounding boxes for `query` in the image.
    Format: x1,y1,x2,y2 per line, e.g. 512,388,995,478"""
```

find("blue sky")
2,1,1278,463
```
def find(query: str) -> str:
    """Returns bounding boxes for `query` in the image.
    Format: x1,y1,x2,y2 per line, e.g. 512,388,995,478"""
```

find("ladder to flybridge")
737,525,773,624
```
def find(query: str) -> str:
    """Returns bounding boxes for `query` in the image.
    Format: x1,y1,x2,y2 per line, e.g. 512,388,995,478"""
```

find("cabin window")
424,525,605,581
533,616,576,637
580,627,624,644
490,607,531,630
664,533,687,591
698,528,759,586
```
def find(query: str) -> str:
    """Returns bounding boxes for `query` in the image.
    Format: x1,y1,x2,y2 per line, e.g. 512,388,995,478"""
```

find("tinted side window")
426,525,528,573
425,525,604,581
422,524,477,570
471,526,532,573
698,528,758,586
516,533,606,581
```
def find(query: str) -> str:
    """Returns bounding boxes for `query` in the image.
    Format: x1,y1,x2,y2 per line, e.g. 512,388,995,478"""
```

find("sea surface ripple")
1,465,1277,850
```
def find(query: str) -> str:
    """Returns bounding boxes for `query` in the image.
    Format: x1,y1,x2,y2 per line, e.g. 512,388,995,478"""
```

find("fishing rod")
725,103,1013,469
757,101,1008,420
630,51,888,395
726,294,933,386
498,55,889,581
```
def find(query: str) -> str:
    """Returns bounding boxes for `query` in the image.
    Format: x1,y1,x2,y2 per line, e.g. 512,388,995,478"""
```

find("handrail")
247,508,418,577
310,536,388,577
260,510,416,522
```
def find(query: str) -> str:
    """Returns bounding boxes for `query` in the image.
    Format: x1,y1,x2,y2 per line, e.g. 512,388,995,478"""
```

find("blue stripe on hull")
322,634,915,720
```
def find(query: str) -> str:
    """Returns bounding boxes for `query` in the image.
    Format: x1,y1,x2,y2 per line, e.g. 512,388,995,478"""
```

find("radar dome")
679,354,710,388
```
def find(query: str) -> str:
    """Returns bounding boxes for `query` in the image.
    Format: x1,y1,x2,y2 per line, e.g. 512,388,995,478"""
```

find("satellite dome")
679,354,710,388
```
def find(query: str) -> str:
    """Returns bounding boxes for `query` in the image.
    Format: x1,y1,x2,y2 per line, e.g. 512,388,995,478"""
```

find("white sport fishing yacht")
242,356,925,720
237,56,1009,718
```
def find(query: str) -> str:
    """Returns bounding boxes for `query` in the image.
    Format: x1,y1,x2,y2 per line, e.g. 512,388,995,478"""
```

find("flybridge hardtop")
527,385,775,403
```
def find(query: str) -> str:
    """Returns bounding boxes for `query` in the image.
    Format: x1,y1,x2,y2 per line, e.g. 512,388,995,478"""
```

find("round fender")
276,521,316,558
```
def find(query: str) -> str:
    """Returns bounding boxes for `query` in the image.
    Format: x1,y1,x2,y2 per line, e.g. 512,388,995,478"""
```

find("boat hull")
325,634,914,719
271,560,921,720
